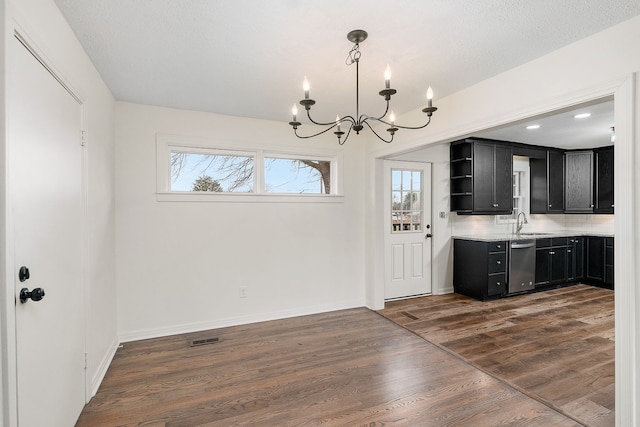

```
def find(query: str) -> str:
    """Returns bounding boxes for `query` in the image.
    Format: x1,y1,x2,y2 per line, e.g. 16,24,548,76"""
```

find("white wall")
115,102,366,341
366,15,640,426
1,0,117,423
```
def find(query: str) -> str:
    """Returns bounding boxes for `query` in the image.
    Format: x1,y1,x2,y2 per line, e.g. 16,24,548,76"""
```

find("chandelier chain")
346,43,361,66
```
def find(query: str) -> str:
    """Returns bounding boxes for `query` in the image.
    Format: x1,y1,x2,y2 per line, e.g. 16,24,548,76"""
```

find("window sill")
156,192,345,203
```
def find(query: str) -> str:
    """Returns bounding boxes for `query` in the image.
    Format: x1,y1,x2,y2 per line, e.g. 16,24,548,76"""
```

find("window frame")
156,134,343,203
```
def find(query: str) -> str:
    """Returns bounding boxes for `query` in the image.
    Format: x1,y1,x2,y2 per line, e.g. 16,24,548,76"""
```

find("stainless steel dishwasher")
509,240,536,294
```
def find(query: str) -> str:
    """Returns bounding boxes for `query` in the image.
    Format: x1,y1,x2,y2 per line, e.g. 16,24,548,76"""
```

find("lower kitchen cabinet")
604,237,614,287
587,237,604,282
567,237,585,281
535,238,568,287
453,239,507,301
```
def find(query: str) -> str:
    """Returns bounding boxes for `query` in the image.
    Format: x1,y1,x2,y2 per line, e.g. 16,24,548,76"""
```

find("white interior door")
9,34,86,426
384,161,432,300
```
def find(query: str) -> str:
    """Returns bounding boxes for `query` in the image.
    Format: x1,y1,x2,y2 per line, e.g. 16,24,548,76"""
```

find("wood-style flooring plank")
378,284,614,427
76,308,578,426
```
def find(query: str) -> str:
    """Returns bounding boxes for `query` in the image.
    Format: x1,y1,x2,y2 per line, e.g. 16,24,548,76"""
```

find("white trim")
156,192,344,203
119,300,362,343
89,336,119,398
613,73,637,427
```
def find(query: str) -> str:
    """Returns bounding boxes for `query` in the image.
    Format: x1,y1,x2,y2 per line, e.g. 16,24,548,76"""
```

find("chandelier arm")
360,100,391,123
376,115,433,130
293,123,344,139
337,126,354,146
362,120,393,144
306,110,357,127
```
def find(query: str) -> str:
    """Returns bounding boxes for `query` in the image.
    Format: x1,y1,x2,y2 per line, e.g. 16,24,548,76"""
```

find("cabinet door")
574,237,585,280
535,248,550,286
587,237,604,281
567,244,575,281
494,144,513,211
472,142,495,212
550,247,567,284
594,146,614,213
565,151,593,213
548,150,565,213
530,157,548,214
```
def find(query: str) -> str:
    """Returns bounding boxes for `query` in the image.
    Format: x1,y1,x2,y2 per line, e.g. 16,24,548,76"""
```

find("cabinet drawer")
536,238,552,248
489,241,506,253
487,273,506,296
488,253,506,274
552,237,568,246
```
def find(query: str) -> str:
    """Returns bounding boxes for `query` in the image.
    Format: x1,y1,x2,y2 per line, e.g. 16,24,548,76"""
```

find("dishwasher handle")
511,241,535,249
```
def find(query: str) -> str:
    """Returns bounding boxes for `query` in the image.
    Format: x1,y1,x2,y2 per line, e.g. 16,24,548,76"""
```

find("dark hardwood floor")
77,308,579,426
378,284,614,427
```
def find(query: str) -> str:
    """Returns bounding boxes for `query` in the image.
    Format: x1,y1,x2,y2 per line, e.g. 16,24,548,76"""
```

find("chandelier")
288,29,437,145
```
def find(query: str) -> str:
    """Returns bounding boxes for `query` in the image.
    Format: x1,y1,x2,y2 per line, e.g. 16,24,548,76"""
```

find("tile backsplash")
451,213,614,236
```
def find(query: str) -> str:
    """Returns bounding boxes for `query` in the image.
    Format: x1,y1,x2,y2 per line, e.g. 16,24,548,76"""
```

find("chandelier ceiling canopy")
289,29,437,145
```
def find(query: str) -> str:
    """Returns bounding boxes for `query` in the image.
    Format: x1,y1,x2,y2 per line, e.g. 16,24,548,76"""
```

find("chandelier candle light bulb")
384,65,391,89
288,29,437,144
303,77,310,100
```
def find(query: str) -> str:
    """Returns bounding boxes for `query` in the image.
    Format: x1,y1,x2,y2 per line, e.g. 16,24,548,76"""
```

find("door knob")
19,287,45,304
425,233,433,239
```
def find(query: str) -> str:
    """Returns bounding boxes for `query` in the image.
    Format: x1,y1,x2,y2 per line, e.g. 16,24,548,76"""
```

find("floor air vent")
401,311,419,320
189,337,220,347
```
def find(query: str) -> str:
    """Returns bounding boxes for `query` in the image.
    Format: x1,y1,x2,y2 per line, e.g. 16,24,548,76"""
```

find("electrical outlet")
239,287,248,298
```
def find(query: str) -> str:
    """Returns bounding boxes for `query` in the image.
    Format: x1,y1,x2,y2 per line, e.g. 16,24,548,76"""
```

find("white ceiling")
54,0,638,146
477,98,615,149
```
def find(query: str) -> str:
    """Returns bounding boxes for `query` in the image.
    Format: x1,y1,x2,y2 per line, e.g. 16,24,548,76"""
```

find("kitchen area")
449,98,615,301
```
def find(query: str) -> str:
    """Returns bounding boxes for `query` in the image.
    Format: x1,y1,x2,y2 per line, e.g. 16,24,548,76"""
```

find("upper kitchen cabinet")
450,139,513,214
594,146,614,214
530,149,565,214
565,150,594,213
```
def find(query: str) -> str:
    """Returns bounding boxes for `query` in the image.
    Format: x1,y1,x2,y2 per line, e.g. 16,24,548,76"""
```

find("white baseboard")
118,300,362,343
89,336,119,399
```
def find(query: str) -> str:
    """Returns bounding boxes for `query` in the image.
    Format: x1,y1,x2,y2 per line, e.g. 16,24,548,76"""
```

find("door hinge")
81,130,87,147
84,352,88,370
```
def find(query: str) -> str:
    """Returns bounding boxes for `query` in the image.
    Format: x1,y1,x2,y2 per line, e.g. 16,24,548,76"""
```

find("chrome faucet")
516,211,528,235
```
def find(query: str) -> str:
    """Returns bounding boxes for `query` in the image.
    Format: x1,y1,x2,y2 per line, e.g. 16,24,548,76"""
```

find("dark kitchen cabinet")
567,237,585,281
565,151,594,213
548,150,566,213
530,149,565,214
535,238,567,287
604,237,614,287
587,237,605,282
585,236,614,288
453,239,507,300
450,139,512,214
594,146,614,214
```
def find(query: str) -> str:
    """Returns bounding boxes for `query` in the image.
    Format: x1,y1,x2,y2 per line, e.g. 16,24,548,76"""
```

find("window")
156,135,342,202
171,150,254,193
264,157,330,194
391,168,423,232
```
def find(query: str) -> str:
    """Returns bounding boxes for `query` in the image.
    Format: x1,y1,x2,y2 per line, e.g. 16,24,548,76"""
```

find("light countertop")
453,231,614,242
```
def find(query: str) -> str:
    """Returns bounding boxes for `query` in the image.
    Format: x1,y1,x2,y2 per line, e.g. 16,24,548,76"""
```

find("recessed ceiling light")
574,113,591,119
526,124,541,130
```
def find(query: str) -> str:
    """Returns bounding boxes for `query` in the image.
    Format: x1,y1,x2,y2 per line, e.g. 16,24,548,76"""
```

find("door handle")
425,233,432,239
19,287,45,304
